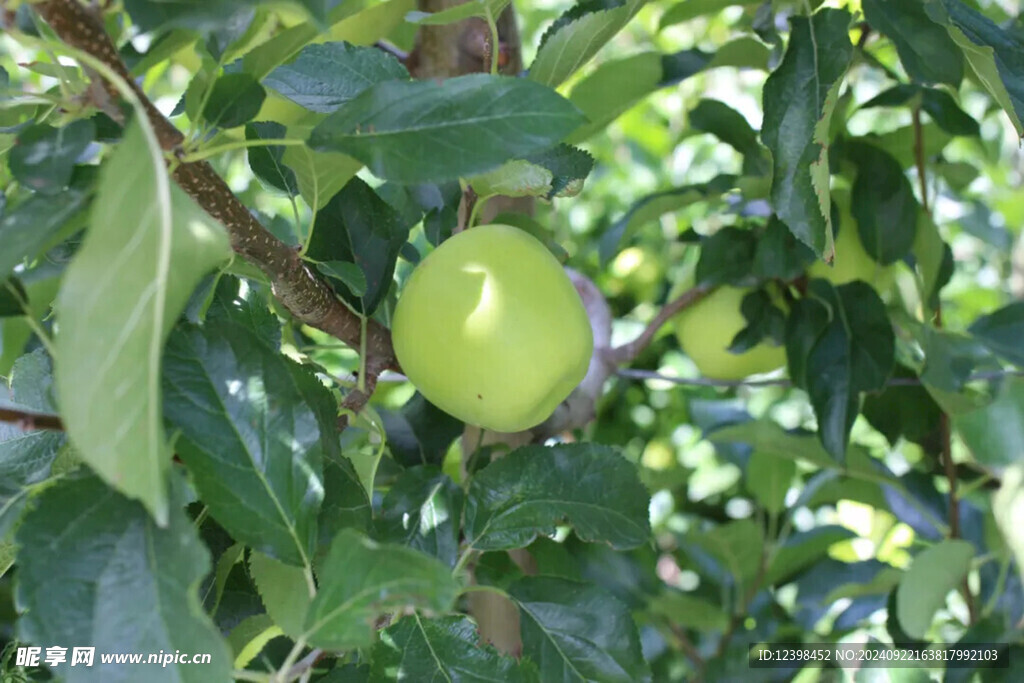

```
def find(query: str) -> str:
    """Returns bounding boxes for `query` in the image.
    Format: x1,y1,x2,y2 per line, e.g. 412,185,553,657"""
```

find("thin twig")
610,286,711,364
0,407,64,431
914,104,976,624
615,367,1024,389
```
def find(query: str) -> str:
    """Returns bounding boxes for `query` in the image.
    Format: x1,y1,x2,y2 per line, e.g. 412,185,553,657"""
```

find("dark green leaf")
968,301,1024,366
9,120,94,194
787,280,895,459
202,72,266,129
730,289,786,353
465,443,650,551
371,615,535,681
0,279,27,317
862,0,963,85
695,226,758,287
306,177,409,314
763,526,856,585
304,529,460,650
927,0,1024,136
376,466,464,567
862,365,942,450
54,122,231,524
751,215,817,280
162,309,333,568
319,452,372,540
860,84,979,136
245,122,298,195
847,142,919,265
762,8,852,256
509,575,649,683
264,41,408,113
15,475,232,682
309,74,585,183
530,0,645,88
689,99,770,176
380,392,464,467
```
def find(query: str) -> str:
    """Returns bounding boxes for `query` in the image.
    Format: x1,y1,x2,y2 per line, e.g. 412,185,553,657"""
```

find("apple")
808,190,893,289
391,224,593,432
672,280,786,381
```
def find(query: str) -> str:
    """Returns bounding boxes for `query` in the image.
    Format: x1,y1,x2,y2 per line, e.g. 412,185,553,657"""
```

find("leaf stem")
177,138,306,164
452,545,476,576
273,636,308,683
484,8,501,76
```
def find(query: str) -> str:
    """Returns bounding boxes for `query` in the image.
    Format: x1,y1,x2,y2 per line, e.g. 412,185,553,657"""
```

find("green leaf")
529,0,647,88
316,261,367,297
242,0,411,81
862,0,963,85
245,122,299,195
54,121,231,524
896,539,974,639
763,526,856,586
371,614,534,681
786,280,895,459
9,120,95,195
660,0,761,28
647,591,729,631
968,301,1024,366
264,41,408,113
993,464,1024,588
862,85,979,137
318,452,373,540
303,529,460,650
690,519,765,582
162,309,332,567
954,377,1024,468
0,184,91,281
249,550,312,638
509,575,649,683
598,175,736,264
123,0,253,35
202,72,267,129
465,443,650,551
751,215,817,281
926,0,1024,136
746,452,795,514
305,177,409,314
227,613,283,670
469,145,594,199
695,226,757,287
847,142,919,265
376,466,464,568
15,475,232,682
762,8,852,257
0,350,64,501
282,144,363,210
308,74,585,183
406,0,510,25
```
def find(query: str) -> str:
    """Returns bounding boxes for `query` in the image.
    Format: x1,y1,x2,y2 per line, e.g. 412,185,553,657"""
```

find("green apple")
672,281,786,381
808,190,893,289
391,224,593,432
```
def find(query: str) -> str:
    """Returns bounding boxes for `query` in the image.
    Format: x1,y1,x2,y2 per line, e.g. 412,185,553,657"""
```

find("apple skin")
672,284,786,381
808,191,893,290
391,224,593,432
